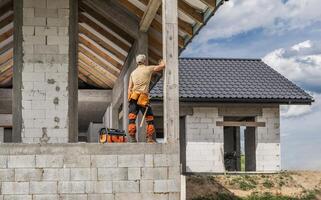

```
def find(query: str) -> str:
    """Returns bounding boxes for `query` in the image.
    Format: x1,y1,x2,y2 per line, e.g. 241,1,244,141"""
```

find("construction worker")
127,54,165,143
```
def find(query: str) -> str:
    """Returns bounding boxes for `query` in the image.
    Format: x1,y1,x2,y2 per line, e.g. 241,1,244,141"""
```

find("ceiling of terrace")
77,0,223,89
0,0,13,88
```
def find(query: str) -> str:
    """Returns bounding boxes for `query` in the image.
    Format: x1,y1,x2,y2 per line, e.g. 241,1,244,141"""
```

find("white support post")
162,0,179,143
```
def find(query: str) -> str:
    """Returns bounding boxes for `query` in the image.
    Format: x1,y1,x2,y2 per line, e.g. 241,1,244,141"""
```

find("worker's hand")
158,59,165,67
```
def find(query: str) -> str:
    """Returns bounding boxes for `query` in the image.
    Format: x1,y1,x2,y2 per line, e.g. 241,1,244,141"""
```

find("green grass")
192,191,318,200
241,154,245,171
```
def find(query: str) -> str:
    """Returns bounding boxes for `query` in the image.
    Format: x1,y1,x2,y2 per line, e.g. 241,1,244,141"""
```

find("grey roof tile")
150,58,313,104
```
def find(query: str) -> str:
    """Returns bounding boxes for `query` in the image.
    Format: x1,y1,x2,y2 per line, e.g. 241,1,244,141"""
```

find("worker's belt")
99,128,127,143
128,91,149,107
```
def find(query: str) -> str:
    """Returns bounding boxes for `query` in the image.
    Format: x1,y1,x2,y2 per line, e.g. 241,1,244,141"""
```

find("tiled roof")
150,58,313,104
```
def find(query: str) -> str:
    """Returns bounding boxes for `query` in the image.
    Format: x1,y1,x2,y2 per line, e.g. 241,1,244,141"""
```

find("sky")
181,0,321,170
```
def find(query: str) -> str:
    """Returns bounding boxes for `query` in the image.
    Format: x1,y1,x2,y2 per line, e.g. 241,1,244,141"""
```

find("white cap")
136,54,146,65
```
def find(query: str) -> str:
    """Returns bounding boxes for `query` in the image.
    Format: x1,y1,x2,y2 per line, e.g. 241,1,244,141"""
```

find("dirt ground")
186,171,321,200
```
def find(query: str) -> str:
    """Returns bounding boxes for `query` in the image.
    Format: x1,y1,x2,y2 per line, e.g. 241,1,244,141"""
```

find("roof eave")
150,97,314,105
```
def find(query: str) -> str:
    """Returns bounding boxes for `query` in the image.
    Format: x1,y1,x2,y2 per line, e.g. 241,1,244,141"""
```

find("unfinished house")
150,58,313,173
0,0,228,199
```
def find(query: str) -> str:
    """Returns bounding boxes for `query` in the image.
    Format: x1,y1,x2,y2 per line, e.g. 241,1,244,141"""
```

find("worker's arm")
153,59,166,72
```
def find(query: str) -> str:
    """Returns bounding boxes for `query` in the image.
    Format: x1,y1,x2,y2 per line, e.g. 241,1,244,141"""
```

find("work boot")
130,135,137,143
147,135,156,144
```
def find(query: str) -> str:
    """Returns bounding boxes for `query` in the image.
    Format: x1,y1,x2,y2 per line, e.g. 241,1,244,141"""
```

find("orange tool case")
99,128,127,143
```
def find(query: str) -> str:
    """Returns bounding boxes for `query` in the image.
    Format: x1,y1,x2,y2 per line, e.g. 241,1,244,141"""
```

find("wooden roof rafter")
78,52,117,84
78,61,112,88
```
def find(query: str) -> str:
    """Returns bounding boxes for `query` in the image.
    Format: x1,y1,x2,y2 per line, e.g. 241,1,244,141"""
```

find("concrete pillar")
162,0,179,143
0,127,4,143
20,0,71,143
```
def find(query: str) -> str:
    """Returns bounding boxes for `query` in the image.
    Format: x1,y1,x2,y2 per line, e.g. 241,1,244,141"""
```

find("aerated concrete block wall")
256,107,281,171
185,105,281,173
21,0,70,143
0,144,181,200
185,107,224,173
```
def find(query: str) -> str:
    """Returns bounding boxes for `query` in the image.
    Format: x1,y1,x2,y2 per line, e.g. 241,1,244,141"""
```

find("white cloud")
262,40,321,90
281,92,320,118
187,0,321,44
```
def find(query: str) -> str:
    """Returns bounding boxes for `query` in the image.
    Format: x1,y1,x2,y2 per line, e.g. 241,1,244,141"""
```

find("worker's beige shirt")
130,65,155,94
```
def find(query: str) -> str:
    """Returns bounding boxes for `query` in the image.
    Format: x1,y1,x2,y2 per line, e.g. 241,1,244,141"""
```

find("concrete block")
118,155,144,167
87,194,114,200
30,181,57,194
15,169,43,181
142,168,167,180
23,44,34,54
0,169,14,181
42,168,70,181
24,0,46,8
23,17,46,26
47,36,69,45
3,195,32,200
34,45,59,54
22,26,34,35
47,0,70,8
58,27,68,35
85,181,113,194
97,168,128,181
63,155,91,168
22,72,45,81
114,194,142,200
58,181,85,194
35,26,58,36
33,195,59,200
58,9,69,17
35,8,58,17
36,155,64,168
90,155,117,168
22,109,46,119
59,45,69,54
8,155,35,168
128,168,141,180
144,154,153,167
113,181,140,193
154,179,180,193
154,154,169,167
23,8,35,18
46,18,69,27
70,168,92,181
140,180,154,192
1,182,29,194
0,155,7,168
58,195,87,200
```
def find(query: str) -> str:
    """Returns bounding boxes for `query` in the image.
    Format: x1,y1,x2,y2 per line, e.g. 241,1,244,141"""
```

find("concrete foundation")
0,143,181,199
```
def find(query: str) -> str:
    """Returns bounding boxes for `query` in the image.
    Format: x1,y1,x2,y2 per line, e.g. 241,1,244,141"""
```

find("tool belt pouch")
137,93,149,107
129,91,140,101
99,128,127,143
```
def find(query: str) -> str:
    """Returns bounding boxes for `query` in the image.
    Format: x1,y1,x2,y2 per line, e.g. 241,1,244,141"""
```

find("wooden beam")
79,34,123,70
78,45,120,77
78,23,129,57
216,121,266,127
140,0,162,32
178,0,204,24
0,28,13,44
200,0,216,9
79,33,125,62
0,58,13,73
162,0,180,142
0,67,12,82
78,71,103,88
0,41,13,55
0,48,13,65
80,2,135,44
78,62,111,88
138,0,193,36
78,52,117,84
0,1,13,19
148,34,162,51
0,114,12,128
0,13,13,30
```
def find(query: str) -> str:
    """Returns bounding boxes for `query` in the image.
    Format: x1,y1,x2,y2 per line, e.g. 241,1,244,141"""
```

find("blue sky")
182,0,321,170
